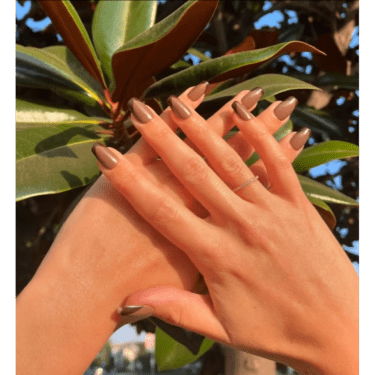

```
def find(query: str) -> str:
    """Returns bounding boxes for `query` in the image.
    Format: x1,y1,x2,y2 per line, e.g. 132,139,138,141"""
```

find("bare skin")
16,86,358,375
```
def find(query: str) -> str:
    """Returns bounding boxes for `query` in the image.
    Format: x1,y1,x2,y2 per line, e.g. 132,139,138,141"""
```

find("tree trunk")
221,345,276,375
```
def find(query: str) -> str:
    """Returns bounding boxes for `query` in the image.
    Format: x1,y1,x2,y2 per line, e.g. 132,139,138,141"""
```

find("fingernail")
92,143,118,170
167,95,191,119
290,127,311,150
232,101,252,121
187,81,209,101
274,96,298,121
128,98,153,124
241,87,264,109
118,305,154,318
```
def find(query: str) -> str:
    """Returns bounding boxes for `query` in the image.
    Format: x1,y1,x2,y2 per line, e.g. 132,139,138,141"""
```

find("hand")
16,85,305,375
94,98,358,375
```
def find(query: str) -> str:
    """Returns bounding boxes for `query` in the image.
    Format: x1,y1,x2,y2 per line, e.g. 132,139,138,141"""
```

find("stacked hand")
93,87,358,375
17,83,358,375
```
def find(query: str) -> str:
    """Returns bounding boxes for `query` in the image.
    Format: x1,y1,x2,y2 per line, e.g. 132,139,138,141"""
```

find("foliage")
16,0,359,373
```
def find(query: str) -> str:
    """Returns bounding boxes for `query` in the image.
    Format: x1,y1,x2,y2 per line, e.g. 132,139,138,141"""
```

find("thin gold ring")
232,176,259,192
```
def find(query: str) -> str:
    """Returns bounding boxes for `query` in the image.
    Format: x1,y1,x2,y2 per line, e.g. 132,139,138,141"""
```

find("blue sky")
16,0,359,343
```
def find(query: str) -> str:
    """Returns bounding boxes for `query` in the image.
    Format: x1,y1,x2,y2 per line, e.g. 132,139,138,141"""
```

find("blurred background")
16,1,359,374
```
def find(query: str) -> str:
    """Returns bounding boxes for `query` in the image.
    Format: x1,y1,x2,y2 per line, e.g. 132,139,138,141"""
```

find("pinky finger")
250,128,311,190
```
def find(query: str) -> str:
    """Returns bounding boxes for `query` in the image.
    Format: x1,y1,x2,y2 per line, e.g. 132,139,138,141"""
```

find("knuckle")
253,127,268,143
276,153,292,170
182,157,209,185
115,166,142,189
151,199,179,226
147,123,170,139
220,153,244,175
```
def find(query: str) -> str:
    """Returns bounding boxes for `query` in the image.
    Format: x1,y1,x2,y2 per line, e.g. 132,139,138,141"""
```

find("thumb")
119,286,229,344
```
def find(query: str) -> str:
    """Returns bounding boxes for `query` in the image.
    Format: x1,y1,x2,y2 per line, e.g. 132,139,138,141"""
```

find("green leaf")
111,0,219,106
291,106,343,138
38,0,107,89
205,74,320,102
144,41,325,99
92,0,158,84
293,141,359,173
187,47,211,62
16,45,104,107
299,175,358,206
307,196,336,230
246,119,294,166
16,120,110,201
155,327,214,371
315,73,359,90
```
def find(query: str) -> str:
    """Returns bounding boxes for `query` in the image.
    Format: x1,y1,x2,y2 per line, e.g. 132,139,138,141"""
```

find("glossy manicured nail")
241,87,264,109
187,81,209,101
167,95,191,119
274,96,298,121
118,305,154,318
128,98,153,123
290,127,311,150
232,101,252,121
92,143,118,170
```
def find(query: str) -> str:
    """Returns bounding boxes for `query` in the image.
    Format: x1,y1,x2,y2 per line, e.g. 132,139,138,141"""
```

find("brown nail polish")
241,87,264,109
167,95,191,119
232,101,252,121
128,98,153,123
290,127,311,150
92,143,118,170
118,305,154,318
187,81,209,101
274,96,298,121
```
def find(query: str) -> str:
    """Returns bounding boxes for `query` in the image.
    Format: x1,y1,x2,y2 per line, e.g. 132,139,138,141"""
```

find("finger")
250,128,311,190
231,100,303,199
167,96,265,199
121,286,230,344
127,100,245,219
184,87,264,155
92,145,221,265
126,82,209,166
224,99,298,162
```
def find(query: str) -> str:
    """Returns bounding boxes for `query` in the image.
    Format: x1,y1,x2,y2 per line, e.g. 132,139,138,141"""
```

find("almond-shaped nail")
187,81,209,101
167,95,191,119
241,87,264,109
118,305,154,318
128,98,153,124
92,143,118,170
274,96,298,121
232,101,252,121
290,127,311,150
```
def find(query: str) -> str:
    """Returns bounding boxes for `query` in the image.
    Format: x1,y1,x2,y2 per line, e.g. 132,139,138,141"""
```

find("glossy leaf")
205,74,320,103
246,119,294,166
293,141,359,173
111,0,219,106
291,106,343,138
92,0,158,83
155,327,214,372
16,45,103,107
38,0,107,89
188,47,211,62
308,196,337,230
16,120,110,201
299,175,358,206
144,41,325,99
16,99,108,200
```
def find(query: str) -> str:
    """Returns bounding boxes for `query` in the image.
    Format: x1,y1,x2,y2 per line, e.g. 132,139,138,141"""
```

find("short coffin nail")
290,127,311,150
167,95,191,119
118,305,154,318
241,87,264,109
128,98,153,123
187,81,209,101
274,97,298,121
232,101,252,121
92,143,118,170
